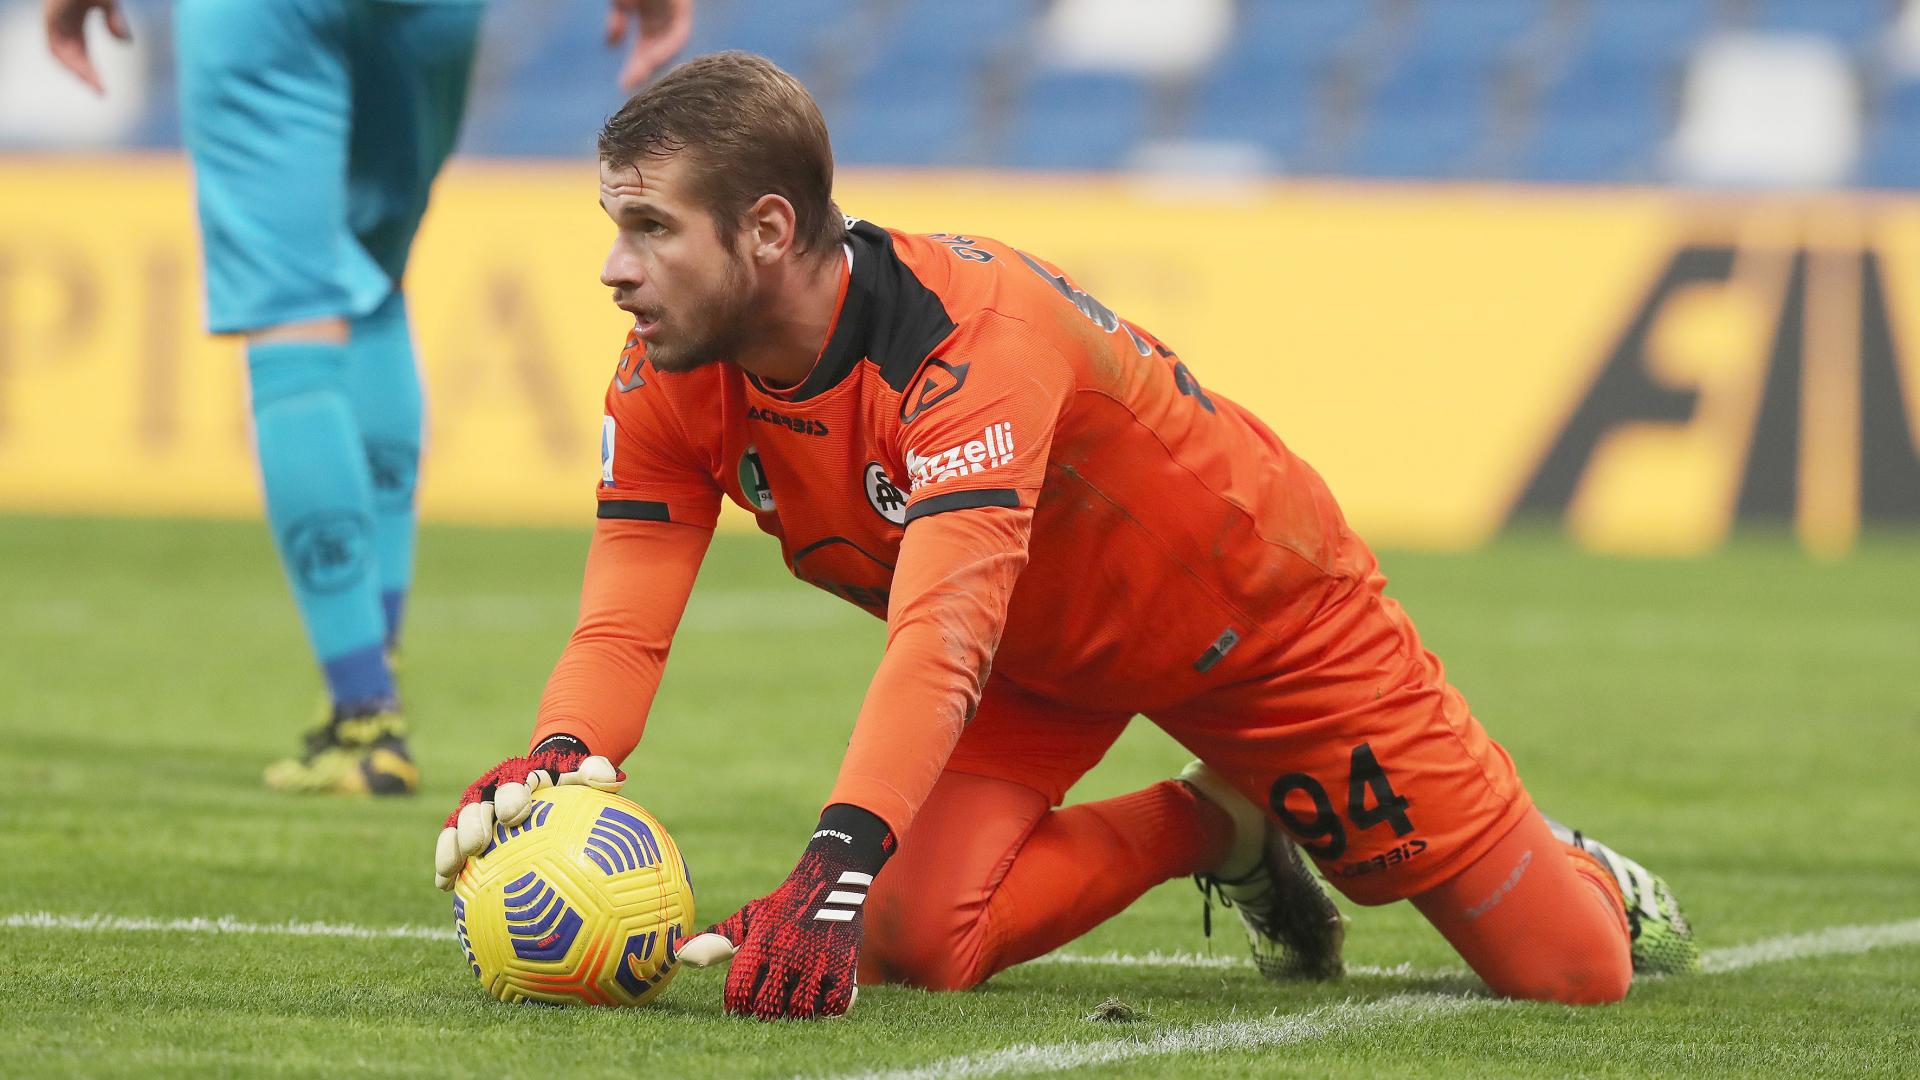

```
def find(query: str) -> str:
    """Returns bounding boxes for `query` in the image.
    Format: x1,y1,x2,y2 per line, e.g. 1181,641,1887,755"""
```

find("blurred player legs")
175,0,481,793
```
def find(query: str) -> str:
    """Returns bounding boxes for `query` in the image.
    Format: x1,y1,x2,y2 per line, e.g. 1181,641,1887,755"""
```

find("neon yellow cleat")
1550,819,1699,975
264,704,418,796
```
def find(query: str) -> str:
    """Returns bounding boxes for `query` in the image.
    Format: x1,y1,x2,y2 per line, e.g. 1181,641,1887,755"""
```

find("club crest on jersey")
863,462,907,524
906,422,1015,492
737,445,775,512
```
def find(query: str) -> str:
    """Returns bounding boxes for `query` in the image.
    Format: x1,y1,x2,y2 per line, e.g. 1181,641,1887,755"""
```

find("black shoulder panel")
858,223,959,392
756,221,957,401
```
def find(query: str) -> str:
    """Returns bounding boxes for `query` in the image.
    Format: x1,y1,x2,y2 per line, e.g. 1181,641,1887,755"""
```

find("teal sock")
247,339,394,707
345,291,423,653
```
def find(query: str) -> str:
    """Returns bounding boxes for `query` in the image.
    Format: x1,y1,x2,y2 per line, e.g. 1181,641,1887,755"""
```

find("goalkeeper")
434,52,1697,1020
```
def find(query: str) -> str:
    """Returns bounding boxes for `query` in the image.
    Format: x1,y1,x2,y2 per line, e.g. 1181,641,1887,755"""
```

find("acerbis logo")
1330,838,1429,879
864,462,907,524
747,405,829,437
906,422,1015,493
900,357,969,424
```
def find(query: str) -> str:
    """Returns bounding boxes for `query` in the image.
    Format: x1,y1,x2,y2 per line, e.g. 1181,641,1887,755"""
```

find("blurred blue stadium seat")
682,0,746,58
1182,51,1319,163
459,0,628,157
1517,52,1676,182
715,0,864,83
1859,79,1920,188
460,0,881,158
885,0,1035,51
1580,0,1714,62
830,53,981,166
1346,52,1494,177
1173,0,1371,162
1232,0,1376,61
1747,0,1892,47
1006,71,1154,171
94,0,1766,184
828,0,1031,167
1400,0,1549,64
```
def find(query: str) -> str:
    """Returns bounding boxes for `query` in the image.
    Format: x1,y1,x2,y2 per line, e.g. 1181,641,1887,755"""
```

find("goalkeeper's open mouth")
620,303,663,338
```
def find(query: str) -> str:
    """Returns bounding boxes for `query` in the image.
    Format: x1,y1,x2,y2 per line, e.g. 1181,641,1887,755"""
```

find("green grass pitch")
3,515,1917,1078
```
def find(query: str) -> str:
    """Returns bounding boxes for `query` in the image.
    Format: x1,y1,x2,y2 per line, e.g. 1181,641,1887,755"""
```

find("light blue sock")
345,291,423,653
248,339,395,708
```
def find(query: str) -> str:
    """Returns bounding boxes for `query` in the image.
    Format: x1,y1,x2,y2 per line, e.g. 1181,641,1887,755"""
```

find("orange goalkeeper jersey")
534,218,1374,838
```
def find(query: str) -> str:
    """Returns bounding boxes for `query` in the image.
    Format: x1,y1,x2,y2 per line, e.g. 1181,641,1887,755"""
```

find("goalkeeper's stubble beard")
641,243,759,375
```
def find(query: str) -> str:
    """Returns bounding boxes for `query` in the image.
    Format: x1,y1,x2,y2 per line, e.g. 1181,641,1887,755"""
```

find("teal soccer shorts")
175,0,482,333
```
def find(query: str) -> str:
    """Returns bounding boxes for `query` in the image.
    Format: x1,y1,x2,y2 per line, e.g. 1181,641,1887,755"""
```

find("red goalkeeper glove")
676,804,896,1019
431,734,625,890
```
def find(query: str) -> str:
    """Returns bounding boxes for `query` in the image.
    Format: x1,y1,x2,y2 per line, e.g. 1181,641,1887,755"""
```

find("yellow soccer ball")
452,785,695,1006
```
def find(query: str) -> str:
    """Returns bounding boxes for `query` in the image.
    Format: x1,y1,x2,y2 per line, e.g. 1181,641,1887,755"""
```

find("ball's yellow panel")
453,786,696,1007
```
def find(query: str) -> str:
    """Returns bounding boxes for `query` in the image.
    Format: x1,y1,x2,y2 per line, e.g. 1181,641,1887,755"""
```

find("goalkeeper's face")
598,155,757,374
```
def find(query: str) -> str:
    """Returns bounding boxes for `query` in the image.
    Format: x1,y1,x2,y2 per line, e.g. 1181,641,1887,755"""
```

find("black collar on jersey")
745,219,957,402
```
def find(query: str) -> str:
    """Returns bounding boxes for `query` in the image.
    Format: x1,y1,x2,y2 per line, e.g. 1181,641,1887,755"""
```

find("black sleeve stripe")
903,488,1022,523
597,499,672,522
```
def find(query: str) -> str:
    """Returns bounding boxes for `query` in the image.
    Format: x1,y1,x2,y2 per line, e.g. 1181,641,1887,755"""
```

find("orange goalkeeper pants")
858,681,1632,1003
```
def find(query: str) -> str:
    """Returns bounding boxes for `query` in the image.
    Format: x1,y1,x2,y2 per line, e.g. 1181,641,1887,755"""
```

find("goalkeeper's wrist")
808,803,896,877
530,733,591,756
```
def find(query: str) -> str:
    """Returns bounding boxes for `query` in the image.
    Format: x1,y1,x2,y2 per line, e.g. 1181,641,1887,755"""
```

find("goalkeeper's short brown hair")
598,51,845,257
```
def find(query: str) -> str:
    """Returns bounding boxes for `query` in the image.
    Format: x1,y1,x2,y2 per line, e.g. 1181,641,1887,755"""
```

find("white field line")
1027,950,1441,979
0,911,454,942
7,911,1919,979
0,912,1432,978
1698,917,1920,974
825,917,1920,1080
832,995,1493,1080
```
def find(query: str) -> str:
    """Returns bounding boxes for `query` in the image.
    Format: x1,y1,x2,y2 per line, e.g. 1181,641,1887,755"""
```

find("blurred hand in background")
608,0,693,90
45,0,690,98
43,0,131,94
